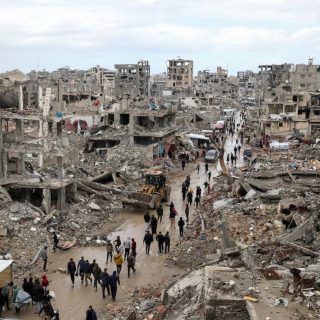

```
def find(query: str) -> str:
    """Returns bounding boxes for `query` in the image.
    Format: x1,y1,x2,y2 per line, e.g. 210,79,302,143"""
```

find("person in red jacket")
41,275,49,290
131,238,137,257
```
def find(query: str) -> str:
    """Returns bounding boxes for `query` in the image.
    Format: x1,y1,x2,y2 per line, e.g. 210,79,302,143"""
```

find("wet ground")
5,112,245,319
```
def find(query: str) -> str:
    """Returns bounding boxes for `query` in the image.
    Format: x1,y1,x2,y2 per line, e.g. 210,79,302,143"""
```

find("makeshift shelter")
0,260,13,287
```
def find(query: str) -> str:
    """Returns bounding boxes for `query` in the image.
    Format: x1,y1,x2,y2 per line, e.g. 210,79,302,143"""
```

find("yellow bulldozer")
122,170,171,209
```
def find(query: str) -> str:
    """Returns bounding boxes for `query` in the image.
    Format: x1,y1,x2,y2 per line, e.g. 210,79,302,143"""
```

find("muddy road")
7,159,215,319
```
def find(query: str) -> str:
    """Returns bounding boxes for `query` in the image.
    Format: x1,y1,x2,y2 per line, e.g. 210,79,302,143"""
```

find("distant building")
114,60,150,97
166,59,193,89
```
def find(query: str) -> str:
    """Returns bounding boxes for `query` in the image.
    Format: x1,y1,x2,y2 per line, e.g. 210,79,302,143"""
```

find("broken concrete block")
88,202,101,210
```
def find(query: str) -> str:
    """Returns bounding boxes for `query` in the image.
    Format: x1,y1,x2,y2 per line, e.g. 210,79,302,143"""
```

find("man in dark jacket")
77,256,86,284
144,211,151,230
185,203,189,222
33,278,44,312
100,268,110,299
127,253,136,278
169,201,175,215
182,183,187,201
109,271,120,301
143,230,153,254
150,215,158,235
156,205,164,222
86,305,97,320
178,217,185,237
84,260,92,286
195,194,200,208
187,190,193,205
156,232,165,253
53,232,59,252
164,231,170,253
93,263,102,291
67,258,77,287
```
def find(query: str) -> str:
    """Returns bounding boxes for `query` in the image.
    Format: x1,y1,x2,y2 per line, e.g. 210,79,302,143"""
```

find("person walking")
127,253,136,278
187,190,193,205
113,236,121,251
169,207,177,228
181,183,187,201
230,153,234,165
178,217,185,237
86,305,97,320
226,153,230,165
123,237,131,260
196,163,200,174
53,232,59,252
143,230,153,254
234,145,237,156
205,163,209,174
114,251,124,275
237,144,241,154
156,204,164,222
22,277,34,299
208,171,212,180
77,256,86,284
131,238,137,257
181,159,186,170
195,194,200,208
144,211,151,231
67,258,76,287
84,259,93,287
185,203,189,223
234,154,238,165
109,271,120,302
32,279,44,313
100,268,110,299
156,231,165,253
150,215,158,235
169,201,175,215
196,186,202,199
40,246,48,272
185,175,191,188
164,231,170,253
93,263,102,291
106,240,114,264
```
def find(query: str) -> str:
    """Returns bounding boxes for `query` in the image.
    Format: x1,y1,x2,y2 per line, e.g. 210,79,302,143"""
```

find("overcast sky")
0,0,319,75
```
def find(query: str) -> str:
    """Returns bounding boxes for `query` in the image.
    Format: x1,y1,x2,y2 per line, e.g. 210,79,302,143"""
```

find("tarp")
14,290,32,309
187,133,209,141
270,141,290,150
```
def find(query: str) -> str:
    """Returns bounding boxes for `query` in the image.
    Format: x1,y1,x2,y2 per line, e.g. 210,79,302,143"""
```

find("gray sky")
0,0,319,75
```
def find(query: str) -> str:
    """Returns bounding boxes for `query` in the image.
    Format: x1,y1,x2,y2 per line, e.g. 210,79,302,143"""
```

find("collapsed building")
114,60,150,97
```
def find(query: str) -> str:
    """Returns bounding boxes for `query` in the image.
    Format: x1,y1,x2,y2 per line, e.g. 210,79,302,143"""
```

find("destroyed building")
166,58,193,93
92,94,177,159
28,65,116,102
114,60,150,97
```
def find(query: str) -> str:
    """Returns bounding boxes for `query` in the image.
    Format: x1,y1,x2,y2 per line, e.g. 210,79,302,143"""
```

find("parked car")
205,149,219,163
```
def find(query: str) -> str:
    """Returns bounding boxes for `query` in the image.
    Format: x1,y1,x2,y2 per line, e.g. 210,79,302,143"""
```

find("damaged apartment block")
114,60,150,97
0,105,76,214
90,93,177,159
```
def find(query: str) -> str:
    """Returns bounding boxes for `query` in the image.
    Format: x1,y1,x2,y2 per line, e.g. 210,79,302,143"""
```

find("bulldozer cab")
144,171,166,191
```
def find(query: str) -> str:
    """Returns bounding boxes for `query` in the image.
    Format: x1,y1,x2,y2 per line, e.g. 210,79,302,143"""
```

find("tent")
0,260,13,287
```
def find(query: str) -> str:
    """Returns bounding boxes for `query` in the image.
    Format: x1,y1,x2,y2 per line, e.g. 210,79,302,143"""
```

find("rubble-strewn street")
1,13,320,318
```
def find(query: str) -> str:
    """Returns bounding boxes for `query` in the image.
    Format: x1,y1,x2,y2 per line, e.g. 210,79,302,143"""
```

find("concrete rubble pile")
114,138,320,319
